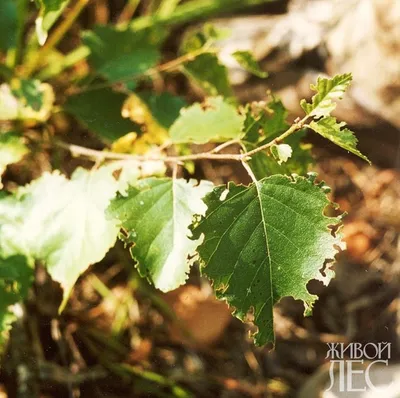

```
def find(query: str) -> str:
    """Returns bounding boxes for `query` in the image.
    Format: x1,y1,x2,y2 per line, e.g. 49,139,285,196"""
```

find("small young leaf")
35,0,71,45
300,73,352,118
232,51,268,78
170,97,245,144
270,144,292,165
0,132,28,188
192,174,343,345
308,116,370,163
64,88,138,142
82,26,162,82
0,168,120,309
109,178,213,292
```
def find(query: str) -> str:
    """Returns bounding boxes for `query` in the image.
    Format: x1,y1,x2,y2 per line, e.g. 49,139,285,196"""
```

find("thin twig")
117,0,141,24
238,141,258,183
209,138,240,154
244,115,309,158
57,141,244,162
56,116,308,165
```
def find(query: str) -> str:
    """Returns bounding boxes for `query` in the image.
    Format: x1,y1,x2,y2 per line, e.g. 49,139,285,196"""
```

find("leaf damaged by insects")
108,178,213,292
191,174,344,345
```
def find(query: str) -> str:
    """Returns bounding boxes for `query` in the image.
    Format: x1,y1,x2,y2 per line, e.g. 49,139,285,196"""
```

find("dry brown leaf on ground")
162,284,232,347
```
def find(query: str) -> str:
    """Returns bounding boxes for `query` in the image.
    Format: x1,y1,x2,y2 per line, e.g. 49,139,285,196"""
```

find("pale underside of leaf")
0,167,120,309
192,174,343,345
109,178,213,292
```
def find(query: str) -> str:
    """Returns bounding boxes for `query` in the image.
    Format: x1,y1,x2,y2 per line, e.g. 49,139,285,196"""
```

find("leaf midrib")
254,181,274,308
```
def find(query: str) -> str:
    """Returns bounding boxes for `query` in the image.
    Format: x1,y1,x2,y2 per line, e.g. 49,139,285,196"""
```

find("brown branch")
56,115,309,165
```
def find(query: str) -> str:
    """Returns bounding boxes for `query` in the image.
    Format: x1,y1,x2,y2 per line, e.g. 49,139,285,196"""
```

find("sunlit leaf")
300,73,352,118
192,174,343,345
0,168,120,309
170,97,244,144
108,178,213,292
308,116,370,163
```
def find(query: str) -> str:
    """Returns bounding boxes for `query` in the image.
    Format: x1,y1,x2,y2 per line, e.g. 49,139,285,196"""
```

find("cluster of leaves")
0,0,369,350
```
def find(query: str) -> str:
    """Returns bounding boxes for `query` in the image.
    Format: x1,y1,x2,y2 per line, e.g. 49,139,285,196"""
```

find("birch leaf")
109,178,213,292
192,174,343,345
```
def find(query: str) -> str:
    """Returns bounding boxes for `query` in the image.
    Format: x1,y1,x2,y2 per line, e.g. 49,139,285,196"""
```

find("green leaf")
0,132,28,188
232,51,267,78
179,24,232,97
300,73,352,118
243,99,289,143
0,80,55,122
0,255,33,350
0,168,120,309
192,174,343,345
82,25,162,82
242,99,313,179
35,0,71,45
308,116,370,163
64,88,139,142
138,92,187,129
0,0,17,52
183,53,233,97
170,97,245,144
108,178,213,292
